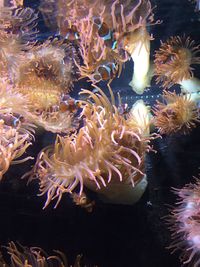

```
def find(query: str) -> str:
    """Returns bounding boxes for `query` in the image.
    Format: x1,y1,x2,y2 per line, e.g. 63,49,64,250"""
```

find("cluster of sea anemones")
10,37,80,134
39,0,154,93
1,1,200,266
0,2,80,134
0,1,81,180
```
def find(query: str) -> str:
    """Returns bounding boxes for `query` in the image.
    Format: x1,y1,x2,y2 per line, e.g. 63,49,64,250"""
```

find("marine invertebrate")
127,99,153,136
0,6,38,52
0,117,33,181
40,0,154,88
0,79,30,117
27,86,152,208
167,177,200,266
13,38,76,91
10,39,80,134
0,242,90,266
0,5,38,77
55,0,153,38
0,81,35,180
26,98,80,134
15,83,80,134
12,0,24,7
123,26,153,94
70,11,126,83
154,36,200,93
153,91,200,135
81,0,154,90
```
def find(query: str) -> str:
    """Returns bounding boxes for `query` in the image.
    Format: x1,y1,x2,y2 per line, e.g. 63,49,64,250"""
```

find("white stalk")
179,77,200,94
129,37,151,94
129,100,152,136
97,175,148,205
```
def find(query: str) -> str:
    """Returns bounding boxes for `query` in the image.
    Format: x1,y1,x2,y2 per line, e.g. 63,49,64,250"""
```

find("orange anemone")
27,86,152,208
0,242,86,267
153,91,200,135
154,36,200,88
0,118,33,181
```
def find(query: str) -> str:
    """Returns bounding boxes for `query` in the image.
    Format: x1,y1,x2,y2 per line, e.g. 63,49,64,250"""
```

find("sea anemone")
77,0,153,86
68,11,125,83
13,38,77,91
12,0,24,7
127,99,153,136
55,0,153,37
0,6,38,52
10,39,80,134
123,26,153,94
167,177,200,266
0,79,30,117
154,36,200,93
40,0,155,86
0,242,87,267
27,86,152,208
153,91,200,135
0,6,38,77
27,101,80,134
0,81,34,181
0,118,33,181
114,0,158,94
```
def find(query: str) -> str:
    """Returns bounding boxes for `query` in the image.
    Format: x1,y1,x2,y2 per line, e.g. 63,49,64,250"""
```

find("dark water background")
1,0,200,266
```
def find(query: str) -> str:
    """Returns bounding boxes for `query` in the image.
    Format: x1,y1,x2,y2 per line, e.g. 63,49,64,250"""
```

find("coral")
154,36,200,92
153,91,200,135
0,242,92,267
167,177,200,266
26,86,152,208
